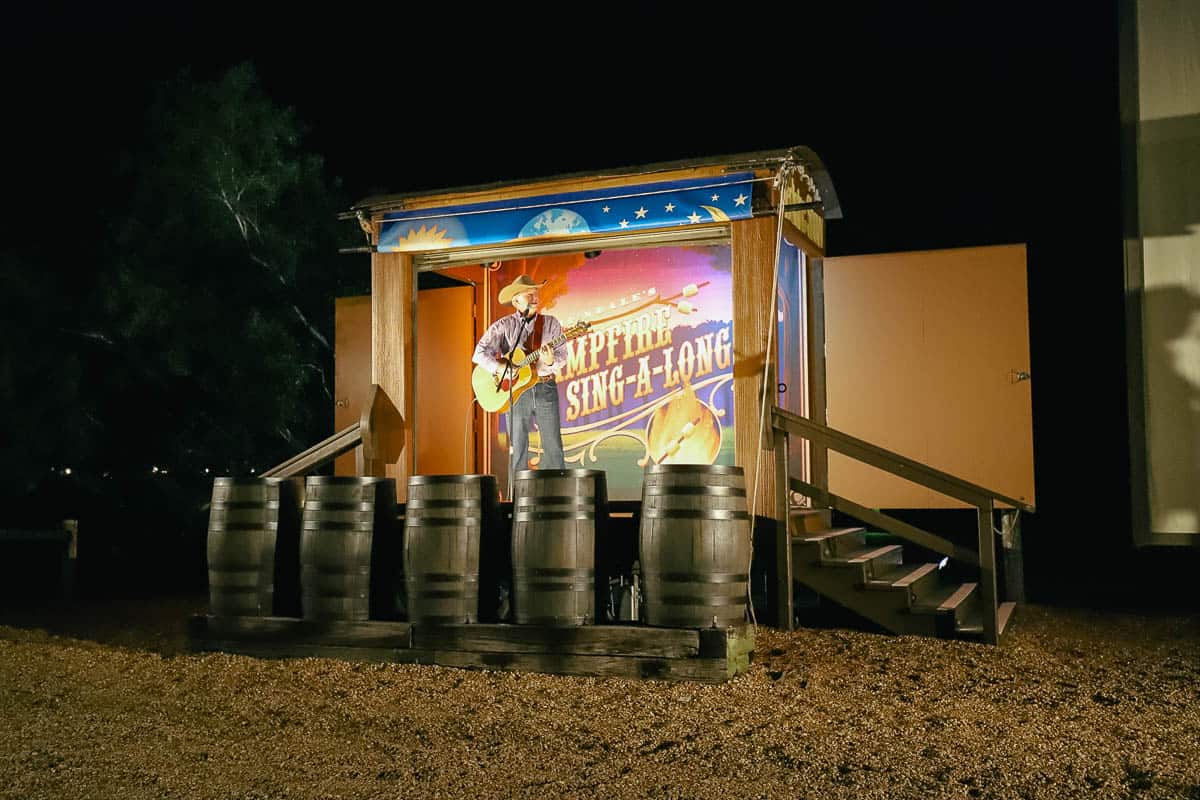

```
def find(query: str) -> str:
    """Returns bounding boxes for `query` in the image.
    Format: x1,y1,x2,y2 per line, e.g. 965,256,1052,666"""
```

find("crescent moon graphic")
700,205,730,222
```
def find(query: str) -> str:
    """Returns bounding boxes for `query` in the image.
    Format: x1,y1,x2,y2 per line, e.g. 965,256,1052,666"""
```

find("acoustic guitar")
471,320,591,413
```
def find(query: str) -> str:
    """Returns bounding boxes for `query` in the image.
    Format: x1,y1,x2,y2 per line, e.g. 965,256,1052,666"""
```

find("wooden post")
731,216,779,515
977,498,998,645
1000,509,1025,603
806,256,828,496
61,519,77,605
371,251,415,499
773,429,793,630
358,384,406,478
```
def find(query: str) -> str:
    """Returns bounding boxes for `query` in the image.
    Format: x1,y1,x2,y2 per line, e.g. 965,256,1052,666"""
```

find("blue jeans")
509,380,565,477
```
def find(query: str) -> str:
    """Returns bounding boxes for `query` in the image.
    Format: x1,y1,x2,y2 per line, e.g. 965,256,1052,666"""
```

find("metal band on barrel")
642,486,746,496
640,508,750,520
644,572,750,584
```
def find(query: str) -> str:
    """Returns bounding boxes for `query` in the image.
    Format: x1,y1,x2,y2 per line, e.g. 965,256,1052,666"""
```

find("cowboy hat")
498,274,548,305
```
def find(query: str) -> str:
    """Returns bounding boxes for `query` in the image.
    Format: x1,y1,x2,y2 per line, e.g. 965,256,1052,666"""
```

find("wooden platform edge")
189,616,755,683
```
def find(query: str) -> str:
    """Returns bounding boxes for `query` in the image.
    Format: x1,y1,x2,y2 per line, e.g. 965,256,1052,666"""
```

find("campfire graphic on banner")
492,245,735,500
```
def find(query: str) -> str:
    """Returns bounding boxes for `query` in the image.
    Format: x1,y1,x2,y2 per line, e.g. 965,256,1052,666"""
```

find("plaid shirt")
472,311,566,379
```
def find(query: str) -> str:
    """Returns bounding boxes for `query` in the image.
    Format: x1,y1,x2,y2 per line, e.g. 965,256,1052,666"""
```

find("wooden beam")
372,251,415,499
261,424,362,478
411,624,700,658
731,215,779,515
189,616,413,648
806,257,829,496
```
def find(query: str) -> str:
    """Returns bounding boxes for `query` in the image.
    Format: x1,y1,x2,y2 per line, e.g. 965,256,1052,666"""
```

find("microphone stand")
498,310,534,501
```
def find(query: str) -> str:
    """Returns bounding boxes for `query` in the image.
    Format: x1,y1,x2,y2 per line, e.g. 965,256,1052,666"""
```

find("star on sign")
619,219,630,228
635,206,648,219
733,193,748,207
602,206,610,213
664,202,675,212
711,194,720,201
687,211,703,224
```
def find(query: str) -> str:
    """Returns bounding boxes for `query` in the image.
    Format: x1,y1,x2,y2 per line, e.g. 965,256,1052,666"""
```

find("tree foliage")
105,62,362,476
0,62,363,532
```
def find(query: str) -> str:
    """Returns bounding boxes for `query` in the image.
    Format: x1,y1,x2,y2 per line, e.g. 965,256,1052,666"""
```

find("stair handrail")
772,407,1033,513
260,385,405,478
770,406,1032,645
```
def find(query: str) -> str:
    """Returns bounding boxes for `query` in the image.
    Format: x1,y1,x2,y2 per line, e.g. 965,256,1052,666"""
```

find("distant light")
938,557,949,569
249,468,256,474
151,466,159,474
204,468,210,474
63,467,72,476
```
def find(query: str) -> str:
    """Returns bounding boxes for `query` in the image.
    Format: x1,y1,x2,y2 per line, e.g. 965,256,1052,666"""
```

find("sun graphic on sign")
398,224,455,249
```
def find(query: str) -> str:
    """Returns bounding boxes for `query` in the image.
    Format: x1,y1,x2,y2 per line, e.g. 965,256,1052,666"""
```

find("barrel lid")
408,474,497,485
513,469,607,480
644,464,744,475
304,476,396,486
212,476,287,487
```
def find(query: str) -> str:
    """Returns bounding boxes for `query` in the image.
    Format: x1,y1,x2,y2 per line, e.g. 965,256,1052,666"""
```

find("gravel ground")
1,596,1197,800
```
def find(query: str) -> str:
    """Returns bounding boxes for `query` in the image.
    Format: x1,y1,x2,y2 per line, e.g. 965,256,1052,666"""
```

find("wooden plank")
191,616,413,648
191,639,746,683
430,649,740,684
411,624,699,658
191,617,753,683
193,641,431,664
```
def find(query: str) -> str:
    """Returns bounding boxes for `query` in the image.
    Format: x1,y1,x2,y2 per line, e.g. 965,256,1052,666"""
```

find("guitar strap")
529,313,546,351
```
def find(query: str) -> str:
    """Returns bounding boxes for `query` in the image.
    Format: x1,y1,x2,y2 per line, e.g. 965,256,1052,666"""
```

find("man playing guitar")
472,274,568,478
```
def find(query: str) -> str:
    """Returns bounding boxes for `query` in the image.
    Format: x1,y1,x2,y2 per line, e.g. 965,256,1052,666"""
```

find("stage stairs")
788,507,1013,641
770,407,1032,644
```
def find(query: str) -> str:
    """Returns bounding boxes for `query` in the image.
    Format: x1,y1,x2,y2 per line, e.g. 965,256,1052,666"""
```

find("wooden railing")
262,385,405,478
770,406,1034,645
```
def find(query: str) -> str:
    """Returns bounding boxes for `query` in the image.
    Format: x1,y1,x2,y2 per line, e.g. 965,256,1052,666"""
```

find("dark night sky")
4,4,1133,576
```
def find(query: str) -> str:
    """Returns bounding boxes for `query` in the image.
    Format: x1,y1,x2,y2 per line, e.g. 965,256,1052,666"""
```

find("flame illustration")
646,381,721,464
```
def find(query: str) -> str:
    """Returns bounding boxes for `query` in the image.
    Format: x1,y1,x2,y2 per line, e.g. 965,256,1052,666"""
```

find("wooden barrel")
300,477,399,621
207,478,301,617
640,464,750,628
511,469,606,626
404,474,499,624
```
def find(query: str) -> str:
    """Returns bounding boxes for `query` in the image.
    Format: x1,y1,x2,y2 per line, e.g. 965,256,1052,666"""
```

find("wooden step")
957,600,1018,641
789,507,832,534
864,562,941,605
792,527,866,560
819,544,904,581
912,581,979,636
